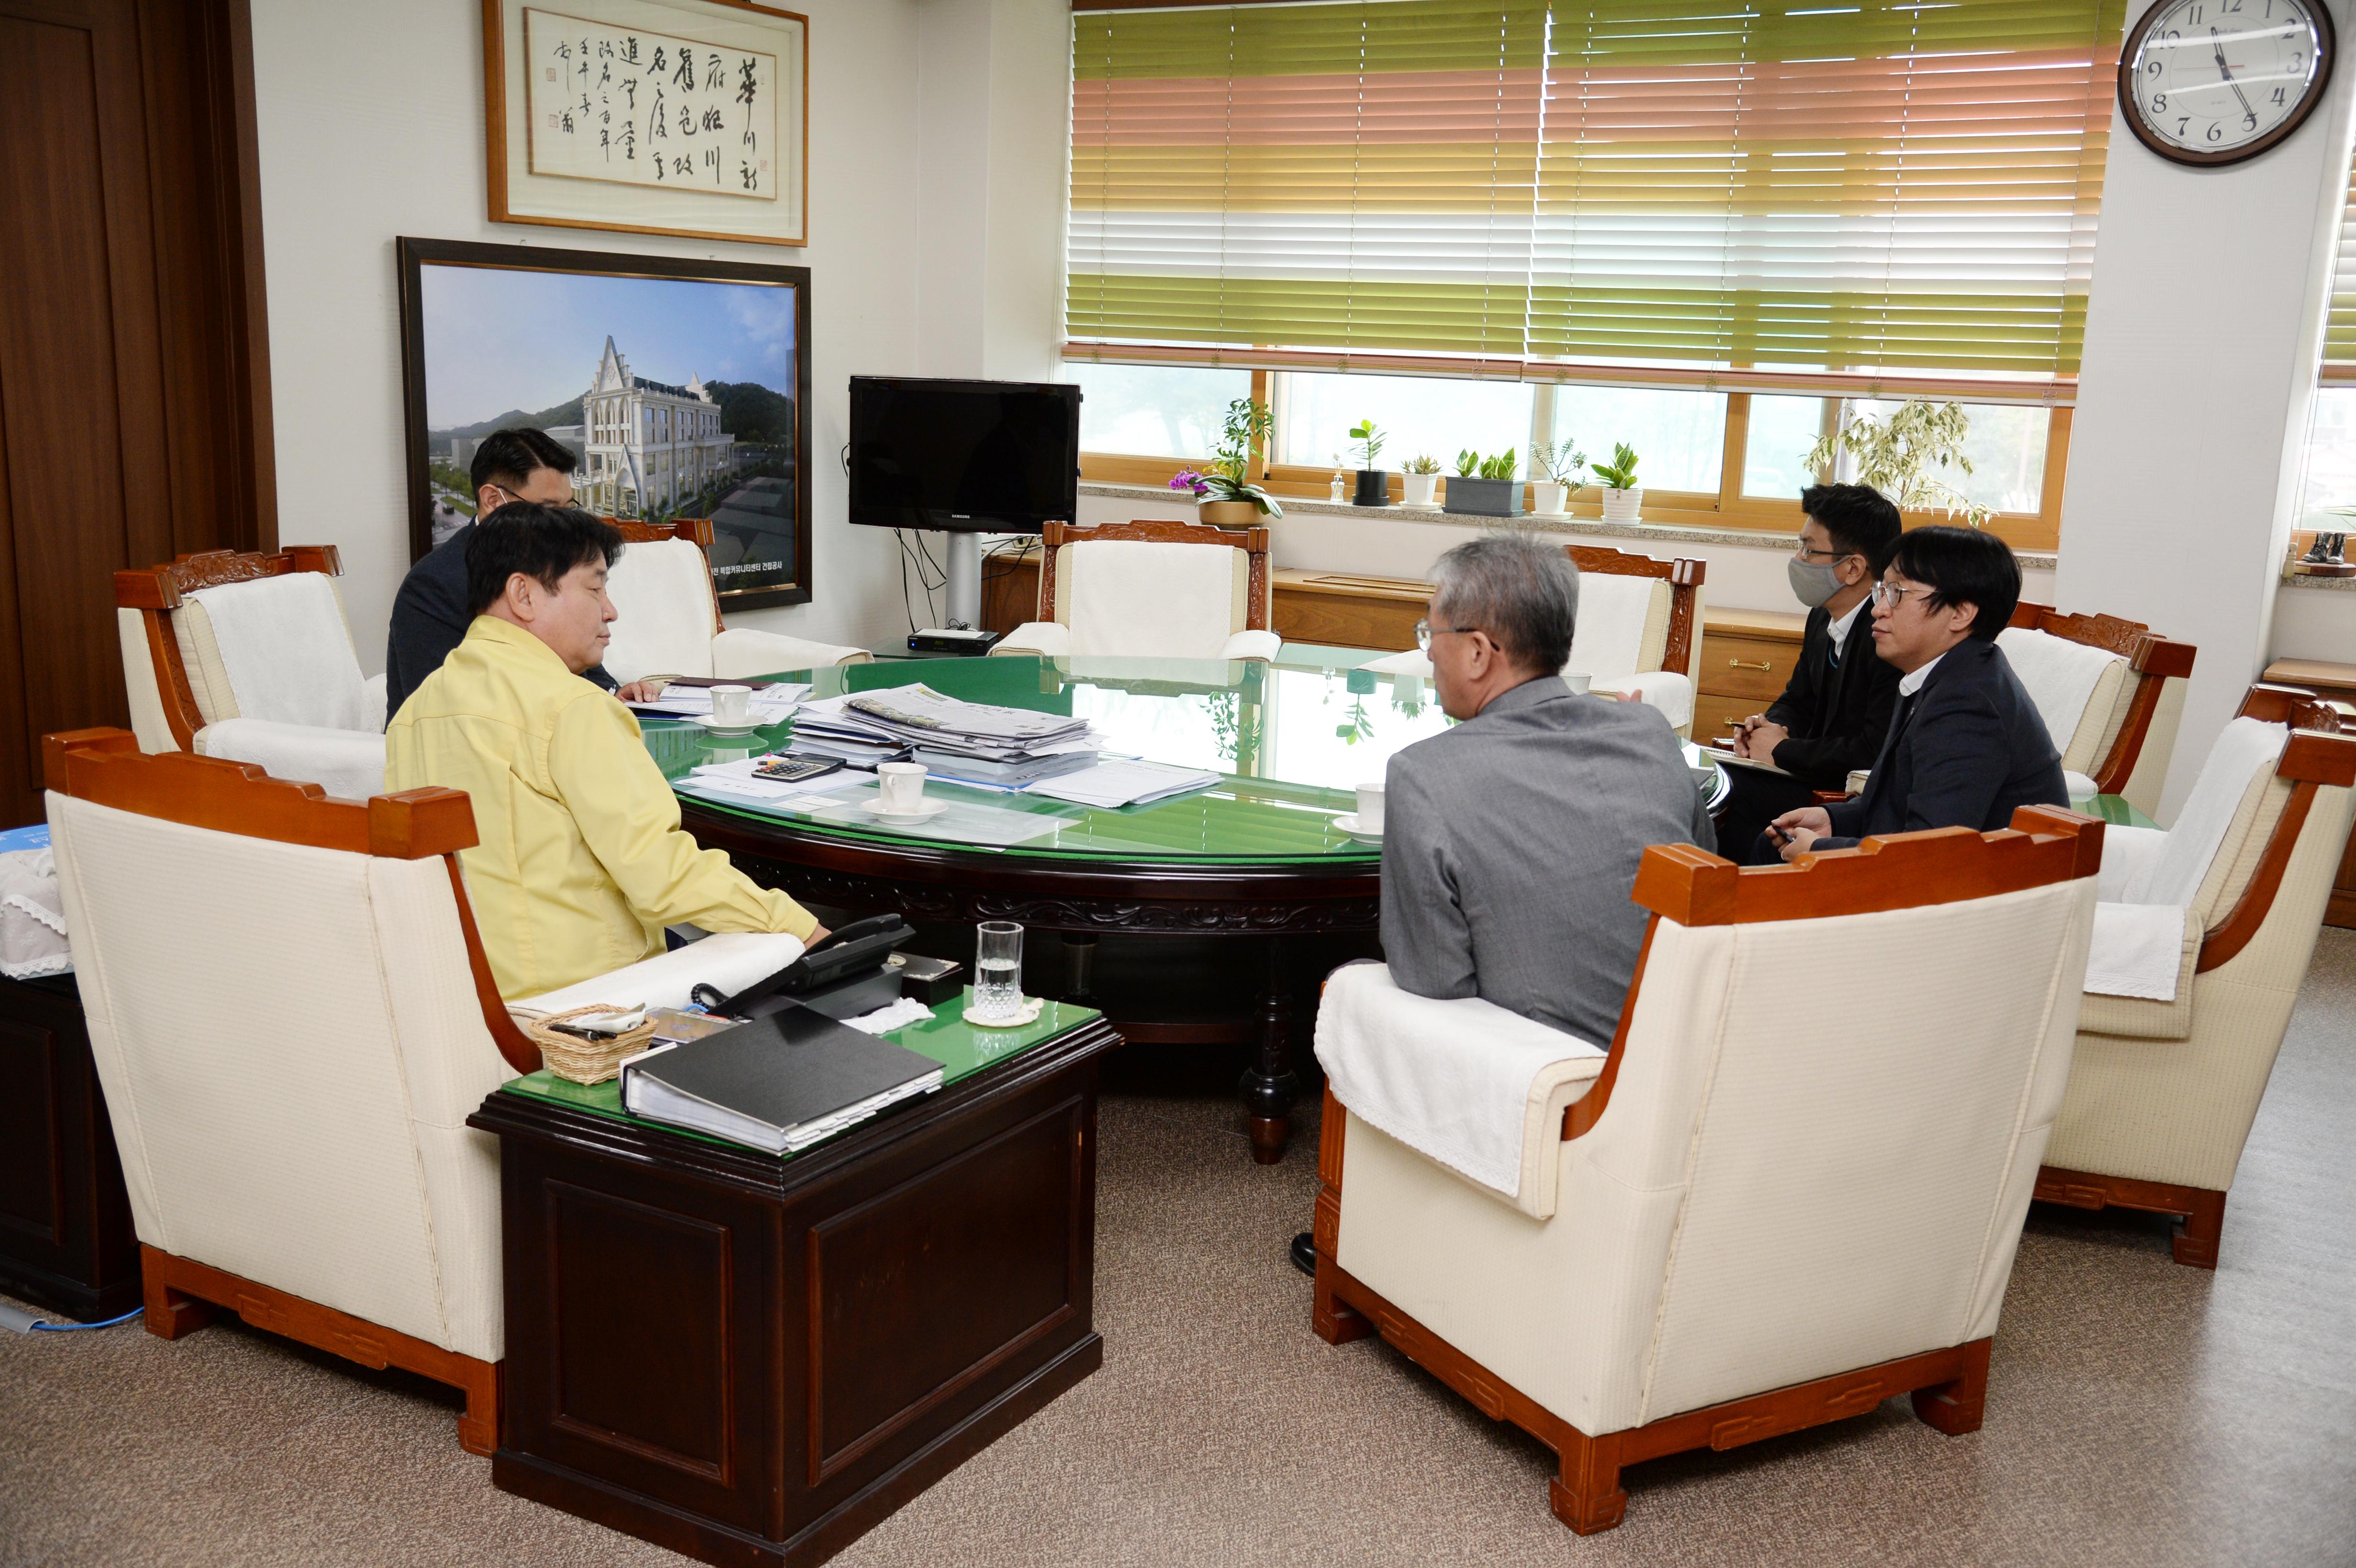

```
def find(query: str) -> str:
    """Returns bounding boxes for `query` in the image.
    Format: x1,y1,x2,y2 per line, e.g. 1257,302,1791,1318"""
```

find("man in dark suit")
1718,483,1904,863
1767,525,2065,858
384,428,654,723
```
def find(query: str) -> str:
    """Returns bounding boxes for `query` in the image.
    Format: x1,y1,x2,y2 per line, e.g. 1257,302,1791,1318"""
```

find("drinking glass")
972,922,1025,1021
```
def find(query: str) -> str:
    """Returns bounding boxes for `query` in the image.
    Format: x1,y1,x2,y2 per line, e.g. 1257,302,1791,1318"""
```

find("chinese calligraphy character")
651,87,666,137
622,35,640,64
740,159,757,190
678,104,696,138
699,107,722,132
622,77,636,110
651,45,666,73
736,58,757,109
704,145,720,185
673,50,695,89
559,109,575,132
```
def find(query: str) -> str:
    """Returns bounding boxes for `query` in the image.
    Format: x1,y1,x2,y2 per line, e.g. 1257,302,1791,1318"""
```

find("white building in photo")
579,337,734,516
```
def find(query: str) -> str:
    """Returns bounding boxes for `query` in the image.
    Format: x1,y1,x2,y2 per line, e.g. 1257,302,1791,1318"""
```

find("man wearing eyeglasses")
384,427,658,723
1764,525,2065,860
1717,483,1905,862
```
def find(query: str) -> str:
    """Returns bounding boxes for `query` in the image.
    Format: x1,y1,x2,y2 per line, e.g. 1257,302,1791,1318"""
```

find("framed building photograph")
482,0,809,247
396,237,813,610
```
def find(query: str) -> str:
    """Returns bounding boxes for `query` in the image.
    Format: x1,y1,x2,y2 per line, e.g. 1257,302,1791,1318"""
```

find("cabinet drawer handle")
1727,657,1773,672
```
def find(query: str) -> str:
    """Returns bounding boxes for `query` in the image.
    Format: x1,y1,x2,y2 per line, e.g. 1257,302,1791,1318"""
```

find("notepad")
1698,745,1791,778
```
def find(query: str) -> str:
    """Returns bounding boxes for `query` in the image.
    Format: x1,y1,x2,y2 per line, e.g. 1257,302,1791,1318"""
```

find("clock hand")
2213,27,2257,119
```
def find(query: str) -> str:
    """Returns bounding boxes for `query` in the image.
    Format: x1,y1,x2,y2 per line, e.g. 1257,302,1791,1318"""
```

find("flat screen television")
847,376,1080,534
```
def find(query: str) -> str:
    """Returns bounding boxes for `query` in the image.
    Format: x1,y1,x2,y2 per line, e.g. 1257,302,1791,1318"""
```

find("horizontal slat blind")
2323,157,2356,383
1067,0,2123,394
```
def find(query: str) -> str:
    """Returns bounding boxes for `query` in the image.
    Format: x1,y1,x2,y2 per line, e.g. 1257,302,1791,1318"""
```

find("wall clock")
2119,0,2335,166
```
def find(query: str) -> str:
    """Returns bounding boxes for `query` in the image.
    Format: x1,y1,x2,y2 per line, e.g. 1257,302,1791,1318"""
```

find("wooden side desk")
2261,658,2356,928
0,973,141,1321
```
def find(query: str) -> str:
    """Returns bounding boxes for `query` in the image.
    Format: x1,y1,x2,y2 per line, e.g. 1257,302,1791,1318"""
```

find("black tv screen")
847,376,1080,534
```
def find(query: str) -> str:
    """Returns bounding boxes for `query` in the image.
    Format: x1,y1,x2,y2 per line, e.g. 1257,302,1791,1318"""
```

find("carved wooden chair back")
2187,683,2356,975
2003,600,2198,796
114,546,349,751
1562,544,1706,680
1038,518,1273,633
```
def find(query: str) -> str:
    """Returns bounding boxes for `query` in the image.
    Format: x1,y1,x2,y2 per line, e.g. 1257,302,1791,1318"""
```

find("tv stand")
943,531,982,629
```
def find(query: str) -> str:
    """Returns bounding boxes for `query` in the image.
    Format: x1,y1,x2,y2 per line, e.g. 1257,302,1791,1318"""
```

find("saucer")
685,715,767,738
1332,812,1384,844
861,797,950,823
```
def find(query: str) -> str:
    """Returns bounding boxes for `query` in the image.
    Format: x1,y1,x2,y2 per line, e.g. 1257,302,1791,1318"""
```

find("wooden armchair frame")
1313,806,2103,1535
2033,682,2356,1267
2006,600,2198,795
1562,544,1707,679
41,727,541,1455
1037,518,1272,632
115,545,347,751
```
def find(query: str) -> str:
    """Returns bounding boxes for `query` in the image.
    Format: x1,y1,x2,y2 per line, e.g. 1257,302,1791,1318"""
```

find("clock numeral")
2180,116,2192,135
2148,58,2163,74
2272,86,2287,104
2244,110,2258,130
2154,93,2168,110
2207,122,2225,142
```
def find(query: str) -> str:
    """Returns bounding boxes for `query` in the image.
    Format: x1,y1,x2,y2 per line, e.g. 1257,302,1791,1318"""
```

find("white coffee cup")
878,761,927,813
1356,780,1385,835
709,684,753,726
1561,670,1592,695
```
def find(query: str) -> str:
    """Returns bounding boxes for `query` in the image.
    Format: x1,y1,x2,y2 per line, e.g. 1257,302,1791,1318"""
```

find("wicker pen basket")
522,1005,660,1086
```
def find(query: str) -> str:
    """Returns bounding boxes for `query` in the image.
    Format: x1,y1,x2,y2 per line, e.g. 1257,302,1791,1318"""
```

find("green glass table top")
2088,794,2159,830
500,990,1102,1156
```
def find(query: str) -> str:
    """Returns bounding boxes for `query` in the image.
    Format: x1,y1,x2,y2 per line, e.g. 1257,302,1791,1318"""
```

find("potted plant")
1174,397,1282,526
1402,454,1442,506
1803,399,1991,526
1529,437,1584,517
1443,448,1521,517
1348,419,1389,506
1592,442,1642,523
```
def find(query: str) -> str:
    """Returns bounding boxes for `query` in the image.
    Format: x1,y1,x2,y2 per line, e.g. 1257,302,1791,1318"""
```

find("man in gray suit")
1382,534,1714,1045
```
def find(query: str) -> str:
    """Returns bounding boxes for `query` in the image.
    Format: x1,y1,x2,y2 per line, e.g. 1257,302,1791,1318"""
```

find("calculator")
752,754,844,784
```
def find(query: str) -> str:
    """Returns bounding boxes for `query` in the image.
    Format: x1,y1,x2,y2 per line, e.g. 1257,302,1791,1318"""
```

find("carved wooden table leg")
1239,936,1298,1164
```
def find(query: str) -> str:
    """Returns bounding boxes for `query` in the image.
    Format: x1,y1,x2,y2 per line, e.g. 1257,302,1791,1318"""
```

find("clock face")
2125,0,2332,164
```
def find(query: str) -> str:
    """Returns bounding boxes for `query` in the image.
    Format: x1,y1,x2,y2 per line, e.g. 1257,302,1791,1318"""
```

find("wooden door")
0,0,273,826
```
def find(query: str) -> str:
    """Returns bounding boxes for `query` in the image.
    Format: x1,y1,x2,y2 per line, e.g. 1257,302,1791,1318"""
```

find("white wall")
250,0,935,671
2057,0,2356,815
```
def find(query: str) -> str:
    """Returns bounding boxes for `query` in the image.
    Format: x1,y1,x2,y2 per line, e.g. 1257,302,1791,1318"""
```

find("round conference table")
642,647,1725,1163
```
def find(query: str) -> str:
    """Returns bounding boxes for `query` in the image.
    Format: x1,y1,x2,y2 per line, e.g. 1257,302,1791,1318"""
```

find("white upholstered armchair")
600,517,871,683
1312,808,2102,1534
2044,682,2356,1267
116,546,389,799
1364,544,1707,735
43,730,803,1453
989,518,1281,663
1998,602,2196,817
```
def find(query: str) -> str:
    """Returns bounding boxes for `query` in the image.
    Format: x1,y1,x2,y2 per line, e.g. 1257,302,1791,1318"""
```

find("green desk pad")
499,991,1102,1158
2088,795,2159,830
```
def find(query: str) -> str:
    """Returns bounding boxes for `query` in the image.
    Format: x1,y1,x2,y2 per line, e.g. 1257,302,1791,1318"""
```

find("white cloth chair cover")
184,573,372,731
1333,872,2094,1439
600,536,870,682
1996,626,2132,773
1066,540,1241,659
195,717,389,801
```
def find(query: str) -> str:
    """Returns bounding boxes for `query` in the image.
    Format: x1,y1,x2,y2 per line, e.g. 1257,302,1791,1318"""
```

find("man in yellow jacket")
387,503,824,999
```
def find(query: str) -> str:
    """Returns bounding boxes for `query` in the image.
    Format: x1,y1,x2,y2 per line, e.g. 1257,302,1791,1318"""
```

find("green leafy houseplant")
1477,449,1518,481
1455,448,1483,477
1591,443,1640,491
1177,398,1282,518
1803,400,1989,527
1348,420,1386,470
1404,454,1442,476
1530,438,1585,484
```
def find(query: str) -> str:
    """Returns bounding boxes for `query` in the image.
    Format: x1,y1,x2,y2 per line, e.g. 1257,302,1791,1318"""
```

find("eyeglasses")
1794,539,1854,562
1414,618,1478,652
1873,581,1936,610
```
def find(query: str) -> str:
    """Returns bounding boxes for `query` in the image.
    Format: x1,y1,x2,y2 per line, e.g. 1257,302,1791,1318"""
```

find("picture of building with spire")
578,337,737,517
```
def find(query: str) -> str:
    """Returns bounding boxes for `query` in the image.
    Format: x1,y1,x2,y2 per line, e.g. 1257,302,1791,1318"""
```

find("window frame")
1075,364,2068,553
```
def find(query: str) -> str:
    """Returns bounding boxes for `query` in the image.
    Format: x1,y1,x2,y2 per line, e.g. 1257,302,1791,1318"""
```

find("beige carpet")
7,933,2356,1567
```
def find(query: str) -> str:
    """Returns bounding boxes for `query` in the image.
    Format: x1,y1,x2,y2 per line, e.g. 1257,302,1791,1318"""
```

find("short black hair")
1799,482,1903,574
466,503,623,617
470,427,577,494
1885,525,2020,640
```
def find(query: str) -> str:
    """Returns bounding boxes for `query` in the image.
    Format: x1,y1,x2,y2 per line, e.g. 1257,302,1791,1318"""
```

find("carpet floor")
7,933,2356,1567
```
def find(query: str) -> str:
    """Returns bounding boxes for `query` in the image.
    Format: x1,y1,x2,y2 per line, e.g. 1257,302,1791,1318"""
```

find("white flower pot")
1601,486,1643,524
1403,472,1440,506
1530,481,1569,516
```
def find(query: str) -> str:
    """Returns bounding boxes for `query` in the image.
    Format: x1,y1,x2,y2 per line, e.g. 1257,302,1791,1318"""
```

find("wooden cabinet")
1694,609,1807,741
2261,658,2356,929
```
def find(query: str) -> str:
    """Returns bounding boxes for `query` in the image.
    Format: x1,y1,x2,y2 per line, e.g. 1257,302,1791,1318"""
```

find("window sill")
1079,480,2061,571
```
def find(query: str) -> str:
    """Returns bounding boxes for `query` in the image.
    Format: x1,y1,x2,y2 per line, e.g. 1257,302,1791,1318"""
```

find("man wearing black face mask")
1714,483,1904,863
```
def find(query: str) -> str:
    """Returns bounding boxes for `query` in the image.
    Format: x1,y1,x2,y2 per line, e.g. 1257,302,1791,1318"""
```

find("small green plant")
1347,419,1386,469
1591,443,1640,491
1803,399,1988,527
1455,448,1483,477
1404,453,1442,476
1530,438,1585,484
1477,448,1518,482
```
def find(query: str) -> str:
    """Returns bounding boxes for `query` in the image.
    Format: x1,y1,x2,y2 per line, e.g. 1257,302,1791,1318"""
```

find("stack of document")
1024,759,1222,809
788,685,1101,778
628,681,809,723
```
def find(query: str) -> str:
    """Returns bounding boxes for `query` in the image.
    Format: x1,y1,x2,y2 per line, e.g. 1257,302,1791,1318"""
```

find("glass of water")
972,922,1025,1021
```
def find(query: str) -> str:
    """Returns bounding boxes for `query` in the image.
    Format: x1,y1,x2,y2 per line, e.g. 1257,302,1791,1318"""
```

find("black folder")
621,1002,944,1154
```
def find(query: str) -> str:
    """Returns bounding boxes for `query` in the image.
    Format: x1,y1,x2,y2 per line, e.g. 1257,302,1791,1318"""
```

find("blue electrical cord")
28,1307,144,1332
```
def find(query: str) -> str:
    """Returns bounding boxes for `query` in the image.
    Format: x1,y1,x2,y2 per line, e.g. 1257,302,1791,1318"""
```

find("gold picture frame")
483,0,809,247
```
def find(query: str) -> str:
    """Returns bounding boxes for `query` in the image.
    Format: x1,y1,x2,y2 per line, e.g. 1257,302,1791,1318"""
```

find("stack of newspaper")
787,686,1101,784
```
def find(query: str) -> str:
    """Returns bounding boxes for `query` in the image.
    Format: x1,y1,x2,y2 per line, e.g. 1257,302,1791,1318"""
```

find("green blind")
2324,157,2356,382
1067,0,2125,392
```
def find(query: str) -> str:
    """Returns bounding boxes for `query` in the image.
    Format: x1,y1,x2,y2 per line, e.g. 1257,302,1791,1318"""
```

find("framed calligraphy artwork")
397,237,814,611
483,0,808,247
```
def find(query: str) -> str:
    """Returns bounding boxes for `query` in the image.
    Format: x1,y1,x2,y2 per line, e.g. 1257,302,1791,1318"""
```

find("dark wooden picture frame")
395,237,813,610
2117,0,2336,168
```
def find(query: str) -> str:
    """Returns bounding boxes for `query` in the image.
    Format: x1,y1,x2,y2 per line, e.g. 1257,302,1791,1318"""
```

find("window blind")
2323,156,2356,384
1066,0,2124,400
